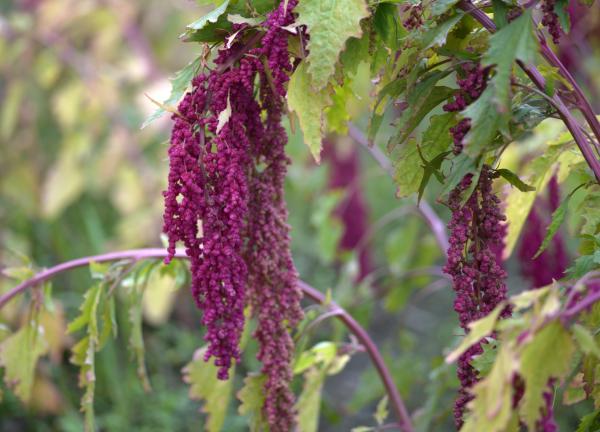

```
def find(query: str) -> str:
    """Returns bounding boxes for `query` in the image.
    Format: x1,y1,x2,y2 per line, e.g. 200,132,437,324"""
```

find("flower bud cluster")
443,165,510,427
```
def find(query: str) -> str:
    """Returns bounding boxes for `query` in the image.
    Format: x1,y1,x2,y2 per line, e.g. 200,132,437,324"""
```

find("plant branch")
456,0,600,182
0,248,415,432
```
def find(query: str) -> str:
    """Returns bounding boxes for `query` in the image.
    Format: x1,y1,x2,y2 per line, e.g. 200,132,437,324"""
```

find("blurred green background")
1,1,599,431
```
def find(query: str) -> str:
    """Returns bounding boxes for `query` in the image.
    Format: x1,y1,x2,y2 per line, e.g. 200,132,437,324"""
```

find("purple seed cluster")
163,1,302,429
541,0,562,45
443,63,489,154
443,165,510,427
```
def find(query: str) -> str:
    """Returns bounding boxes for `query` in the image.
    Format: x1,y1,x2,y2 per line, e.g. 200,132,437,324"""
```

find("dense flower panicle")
163,0,302,429
518,175,568,288
443,63,489,154
323,141,373,281
242,2,303,430
541,0,562,44
443,166,510,427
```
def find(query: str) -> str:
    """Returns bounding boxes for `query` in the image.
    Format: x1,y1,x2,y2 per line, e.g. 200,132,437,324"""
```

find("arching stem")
0,248,415,432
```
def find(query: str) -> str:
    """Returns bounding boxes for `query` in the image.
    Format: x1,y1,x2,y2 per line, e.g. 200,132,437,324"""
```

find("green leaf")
510,286,551,311
187,0,230,30
227,14,262,26
464,10,537,153
0,319,48,403
394,113,454,198
374,395,389,426
419,13,464,50
492,0,509,28
295,342,350,432
576,409,600,432
482,9,537,111
461,343,519,432
446,302,506,364
439,152,481,200
287,62,332,163
325,83,353,134
532,194,571,259
555,0,570,34
519,321,574,430
578,189,600,235
418,150,452,203
431,0,460,16
496,168,536,192
68,284,103,432
183,347,234,432
238,373,268,432
98,294,117,349
142,56,201,128
128,280,152,392
341,33,370,76
389,71,454,152
373,3,401,50
471,341,498,378
503,131,582,257
296,0,370,90
461,89,502,155
296,367,328,432
1,80,24,140
572,324,600,359
294,341,338,374
567,255,599,279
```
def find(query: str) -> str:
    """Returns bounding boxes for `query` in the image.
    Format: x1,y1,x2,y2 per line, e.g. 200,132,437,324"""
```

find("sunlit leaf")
0,318,48,403
238,373,268,431
287,63,332,163
183,346,234,432
446,303,506,364
519,321,574,430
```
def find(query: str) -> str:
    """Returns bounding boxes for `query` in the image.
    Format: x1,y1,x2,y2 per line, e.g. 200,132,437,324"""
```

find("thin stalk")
0,248,415,432
456,0,600,182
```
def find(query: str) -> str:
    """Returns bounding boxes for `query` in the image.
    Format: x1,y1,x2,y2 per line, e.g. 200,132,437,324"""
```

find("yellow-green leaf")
238,373,268,432
287,63,332,163
446,302,505,364
0,321,48,403
461,343,518,432
183,346,234,432
519,321,574,430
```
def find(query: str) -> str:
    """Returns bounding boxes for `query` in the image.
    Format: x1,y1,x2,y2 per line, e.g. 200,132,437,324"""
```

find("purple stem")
0,248,414,432
538,37,600,148
457,1,600,182
562,281,600,321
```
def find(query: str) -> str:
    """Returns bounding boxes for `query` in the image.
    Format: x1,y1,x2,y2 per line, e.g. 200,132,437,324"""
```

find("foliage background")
0,0,599,431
